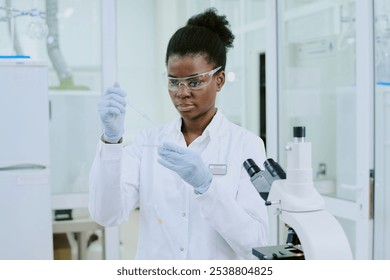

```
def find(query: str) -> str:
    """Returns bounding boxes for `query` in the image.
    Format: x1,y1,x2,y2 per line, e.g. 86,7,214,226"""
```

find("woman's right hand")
98,83,127,143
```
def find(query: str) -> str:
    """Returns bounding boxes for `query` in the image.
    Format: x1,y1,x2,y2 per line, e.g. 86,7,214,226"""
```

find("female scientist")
89,8,268,259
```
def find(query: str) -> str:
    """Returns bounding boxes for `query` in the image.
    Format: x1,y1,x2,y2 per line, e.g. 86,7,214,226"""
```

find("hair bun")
187,8,234,49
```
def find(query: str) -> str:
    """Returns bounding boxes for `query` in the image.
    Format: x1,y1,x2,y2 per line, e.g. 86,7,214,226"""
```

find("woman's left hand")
157,142,212,194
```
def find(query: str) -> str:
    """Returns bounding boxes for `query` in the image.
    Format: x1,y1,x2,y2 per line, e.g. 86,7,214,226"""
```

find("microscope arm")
280,208,353,259
266,168,353,260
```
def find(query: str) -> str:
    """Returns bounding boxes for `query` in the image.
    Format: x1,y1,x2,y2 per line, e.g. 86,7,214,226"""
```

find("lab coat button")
181,212,186,217
180,247,184,252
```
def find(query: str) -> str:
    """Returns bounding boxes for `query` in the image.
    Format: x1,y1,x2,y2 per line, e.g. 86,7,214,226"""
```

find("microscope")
243,126,353,260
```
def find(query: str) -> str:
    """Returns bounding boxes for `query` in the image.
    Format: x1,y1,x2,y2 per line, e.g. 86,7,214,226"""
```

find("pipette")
113,82,156,126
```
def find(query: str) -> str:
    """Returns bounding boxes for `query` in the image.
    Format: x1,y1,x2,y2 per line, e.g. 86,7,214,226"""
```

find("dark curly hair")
165,8,234,70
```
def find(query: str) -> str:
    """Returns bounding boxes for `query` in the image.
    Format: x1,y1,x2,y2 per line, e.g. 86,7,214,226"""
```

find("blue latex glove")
158,142,213,194
98,83,127,143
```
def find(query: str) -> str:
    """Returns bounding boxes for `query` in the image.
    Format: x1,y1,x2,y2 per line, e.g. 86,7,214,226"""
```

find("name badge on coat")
208,164,227,175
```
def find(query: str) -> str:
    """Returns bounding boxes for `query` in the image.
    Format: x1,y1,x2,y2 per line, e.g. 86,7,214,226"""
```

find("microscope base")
252,245,304,260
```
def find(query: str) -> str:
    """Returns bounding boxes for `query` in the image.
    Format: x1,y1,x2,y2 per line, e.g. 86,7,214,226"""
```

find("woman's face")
166,54,225,122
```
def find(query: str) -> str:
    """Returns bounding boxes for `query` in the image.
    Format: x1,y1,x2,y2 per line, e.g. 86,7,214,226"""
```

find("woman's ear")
215,71,225,92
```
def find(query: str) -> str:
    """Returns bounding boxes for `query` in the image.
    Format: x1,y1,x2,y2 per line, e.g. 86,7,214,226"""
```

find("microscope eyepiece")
243,159,261,177
263,159,286,179
244,158,286,202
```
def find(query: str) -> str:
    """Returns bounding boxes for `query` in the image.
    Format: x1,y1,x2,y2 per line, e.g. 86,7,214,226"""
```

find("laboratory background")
0,0,389,260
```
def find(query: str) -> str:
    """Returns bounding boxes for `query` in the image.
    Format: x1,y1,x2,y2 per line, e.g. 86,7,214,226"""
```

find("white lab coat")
89,110,268,259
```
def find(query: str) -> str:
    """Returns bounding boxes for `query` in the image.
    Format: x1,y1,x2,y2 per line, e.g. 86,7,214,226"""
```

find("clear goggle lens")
164,66,222,92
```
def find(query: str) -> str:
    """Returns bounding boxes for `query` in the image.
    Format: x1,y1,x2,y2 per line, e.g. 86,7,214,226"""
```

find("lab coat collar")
173,109,228,142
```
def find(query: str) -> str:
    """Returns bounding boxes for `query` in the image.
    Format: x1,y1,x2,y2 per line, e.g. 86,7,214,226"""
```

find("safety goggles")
164,66,222,92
